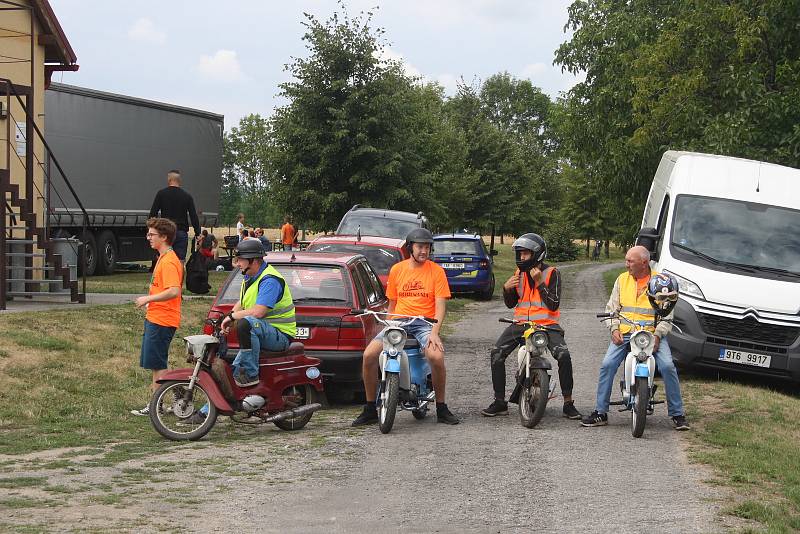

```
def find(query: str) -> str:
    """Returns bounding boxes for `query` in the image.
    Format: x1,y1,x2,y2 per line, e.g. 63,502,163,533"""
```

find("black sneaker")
562,401,582,420
672,415,690,431
436,405,460,425
481,400,508,417
351,405,378,426
234,372,259,388
580,410,608,427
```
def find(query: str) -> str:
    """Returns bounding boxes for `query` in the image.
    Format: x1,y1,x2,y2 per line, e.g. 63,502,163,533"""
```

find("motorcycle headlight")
632,332,652,349
532,332,548,348
386,329,405,346
664,270,703,300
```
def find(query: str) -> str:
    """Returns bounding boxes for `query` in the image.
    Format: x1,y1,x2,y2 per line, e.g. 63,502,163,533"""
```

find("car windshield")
338,215,419,239
218,265,351,305
308,243,402,275
434,239,482,256
670,195,800,273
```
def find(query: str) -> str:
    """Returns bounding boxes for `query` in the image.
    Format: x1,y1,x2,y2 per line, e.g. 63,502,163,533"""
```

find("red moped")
149,312,325,441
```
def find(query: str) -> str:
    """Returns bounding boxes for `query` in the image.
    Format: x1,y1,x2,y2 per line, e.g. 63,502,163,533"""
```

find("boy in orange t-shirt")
131,217,184,416
352,228,460,426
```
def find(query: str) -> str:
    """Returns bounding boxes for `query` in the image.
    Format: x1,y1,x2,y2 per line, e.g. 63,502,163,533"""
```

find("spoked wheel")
378,373,399,434
273,385,316,431
631,377,649,438
519,369,549,428
149,381,217,441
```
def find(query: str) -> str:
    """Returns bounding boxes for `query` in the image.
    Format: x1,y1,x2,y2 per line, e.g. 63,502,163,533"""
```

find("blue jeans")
172,230,189,261
232,316,290,379
594,335,685,417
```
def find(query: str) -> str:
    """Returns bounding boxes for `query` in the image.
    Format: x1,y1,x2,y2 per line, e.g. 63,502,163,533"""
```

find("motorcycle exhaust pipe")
263,403,323,423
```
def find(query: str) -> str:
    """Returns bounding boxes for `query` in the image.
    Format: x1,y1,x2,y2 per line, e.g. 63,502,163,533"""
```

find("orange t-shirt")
386,259,451,318
636,274,651,296
146,249,183,328
281,223,294,245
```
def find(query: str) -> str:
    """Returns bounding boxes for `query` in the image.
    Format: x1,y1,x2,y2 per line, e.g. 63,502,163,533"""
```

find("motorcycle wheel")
631,377,649,438
411,404,428,420
149,381,217,441
273,385,316,431
378,373,399,434
519,369,549,428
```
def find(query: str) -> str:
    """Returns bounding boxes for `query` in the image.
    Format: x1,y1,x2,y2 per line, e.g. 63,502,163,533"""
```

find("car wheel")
478,273,495,300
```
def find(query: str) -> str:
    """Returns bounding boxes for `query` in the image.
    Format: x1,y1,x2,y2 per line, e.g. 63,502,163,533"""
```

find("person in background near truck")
148,169,201,262
281,215,296,251
197,229,218,259
236,213,246,242
131,218,184,416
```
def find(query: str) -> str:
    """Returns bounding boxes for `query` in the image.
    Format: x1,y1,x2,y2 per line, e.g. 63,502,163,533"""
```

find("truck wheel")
78,231,98,276
95,230,117,275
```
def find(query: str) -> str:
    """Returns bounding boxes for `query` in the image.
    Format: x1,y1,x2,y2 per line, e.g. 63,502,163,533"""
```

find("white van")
638,151,800,383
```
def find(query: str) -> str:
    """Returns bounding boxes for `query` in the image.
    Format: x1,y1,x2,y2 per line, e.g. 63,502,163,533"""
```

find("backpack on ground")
185,249,211,294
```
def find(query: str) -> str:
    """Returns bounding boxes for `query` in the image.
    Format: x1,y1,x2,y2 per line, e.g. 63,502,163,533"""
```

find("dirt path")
1,263,725,533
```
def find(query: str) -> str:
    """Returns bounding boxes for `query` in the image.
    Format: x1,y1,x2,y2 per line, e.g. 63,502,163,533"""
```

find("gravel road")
223,262,724,533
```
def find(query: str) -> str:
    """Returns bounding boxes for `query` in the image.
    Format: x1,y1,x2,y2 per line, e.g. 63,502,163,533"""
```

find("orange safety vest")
514,267,560,325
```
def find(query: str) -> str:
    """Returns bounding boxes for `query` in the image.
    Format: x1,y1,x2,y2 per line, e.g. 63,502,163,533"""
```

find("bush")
543,223,580,262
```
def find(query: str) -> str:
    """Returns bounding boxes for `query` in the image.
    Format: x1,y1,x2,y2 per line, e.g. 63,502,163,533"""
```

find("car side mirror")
350,309,365,315
636,227,660,261
490,250,498,256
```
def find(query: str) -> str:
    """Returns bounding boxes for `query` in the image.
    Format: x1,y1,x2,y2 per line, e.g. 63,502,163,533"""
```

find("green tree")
221,114,279,226
555,0,800,242
270,8,464,231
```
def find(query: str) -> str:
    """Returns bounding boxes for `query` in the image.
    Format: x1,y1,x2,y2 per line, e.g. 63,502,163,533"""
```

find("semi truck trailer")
44,83,223,275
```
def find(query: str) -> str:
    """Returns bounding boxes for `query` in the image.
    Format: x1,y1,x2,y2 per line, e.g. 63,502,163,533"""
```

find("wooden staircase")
2,170,85,305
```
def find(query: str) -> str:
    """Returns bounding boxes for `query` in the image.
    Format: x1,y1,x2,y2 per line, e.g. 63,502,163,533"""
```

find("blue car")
432,233,496,300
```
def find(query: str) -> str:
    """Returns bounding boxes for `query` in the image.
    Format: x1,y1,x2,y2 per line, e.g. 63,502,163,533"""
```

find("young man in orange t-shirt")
131,218,184,416
352,228,459,426
280,215,296,251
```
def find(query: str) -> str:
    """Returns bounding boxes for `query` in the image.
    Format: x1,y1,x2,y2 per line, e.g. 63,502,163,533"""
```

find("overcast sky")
48,0,584,130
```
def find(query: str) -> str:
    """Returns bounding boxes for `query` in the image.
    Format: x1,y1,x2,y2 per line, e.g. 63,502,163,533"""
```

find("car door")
354,260,388,339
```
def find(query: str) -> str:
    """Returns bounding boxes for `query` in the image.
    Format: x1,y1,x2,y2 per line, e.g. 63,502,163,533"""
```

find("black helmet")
234,239,265,259
405,228,434,252
513,233,546,272
647,272,679,317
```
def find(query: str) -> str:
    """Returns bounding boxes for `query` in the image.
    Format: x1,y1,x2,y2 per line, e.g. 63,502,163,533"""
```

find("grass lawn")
602,266,800,532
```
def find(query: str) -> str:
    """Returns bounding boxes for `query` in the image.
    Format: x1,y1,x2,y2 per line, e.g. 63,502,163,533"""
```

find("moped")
501,318,559,428
358,311,437,434
148,312,325,441
596,312,664,438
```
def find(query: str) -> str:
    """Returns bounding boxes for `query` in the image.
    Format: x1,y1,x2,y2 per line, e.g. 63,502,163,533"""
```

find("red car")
306,235,409,288
205,252,388,387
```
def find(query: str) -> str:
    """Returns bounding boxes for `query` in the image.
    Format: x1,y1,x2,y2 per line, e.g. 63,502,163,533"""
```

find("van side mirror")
636,227,660,260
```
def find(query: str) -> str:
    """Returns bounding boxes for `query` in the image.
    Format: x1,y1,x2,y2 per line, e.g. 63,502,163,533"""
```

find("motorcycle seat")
259,341,305,360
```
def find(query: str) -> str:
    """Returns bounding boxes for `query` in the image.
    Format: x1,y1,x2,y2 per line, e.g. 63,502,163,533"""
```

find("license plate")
441,263,465,269
295,327,310,339
718,348,771,368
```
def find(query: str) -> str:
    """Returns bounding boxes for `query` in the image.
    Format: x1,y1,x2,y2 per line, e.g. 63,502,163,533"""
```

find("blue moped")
359,311,436,434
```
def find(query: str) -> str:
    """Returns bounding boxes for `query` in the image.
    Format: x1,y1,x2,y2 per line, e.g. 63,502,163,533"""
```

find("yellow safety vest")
240,264,296,337
513,267,560,325
617,270,656,334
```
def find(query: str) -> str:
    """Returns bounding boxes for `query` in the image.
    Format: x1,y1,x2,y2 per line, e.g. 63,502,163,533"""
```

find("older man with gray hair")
581,246,689,430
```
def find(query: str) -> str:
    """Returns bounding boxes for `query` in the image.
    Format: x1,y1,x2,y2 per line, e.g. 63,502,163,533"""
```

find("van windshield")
670,195,800,275
338,215,419,239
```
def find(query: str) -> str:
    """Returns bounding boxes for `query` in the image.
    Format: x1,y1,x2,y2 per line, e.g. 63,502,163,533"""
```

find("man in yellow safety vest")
581,245,689,430
220,239,296,388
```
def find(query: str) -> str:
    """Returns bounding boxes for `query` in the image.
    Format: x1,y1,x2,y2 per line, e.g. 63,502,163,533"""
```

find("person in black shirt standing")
149,170,201,261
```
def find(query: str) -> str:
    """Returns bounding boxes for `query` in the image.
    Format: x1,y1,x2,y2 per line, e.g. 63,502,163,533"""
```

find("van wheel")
95,230,117,275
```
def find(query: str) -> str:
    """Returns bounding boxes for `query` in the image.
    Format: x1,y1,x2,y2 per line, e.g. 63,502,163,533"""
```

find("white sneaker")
130,405,150,416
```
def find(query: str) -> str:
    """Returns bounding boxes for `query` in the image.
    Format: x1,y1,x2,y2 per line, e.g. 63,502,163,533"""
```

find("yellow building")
1,0,79,309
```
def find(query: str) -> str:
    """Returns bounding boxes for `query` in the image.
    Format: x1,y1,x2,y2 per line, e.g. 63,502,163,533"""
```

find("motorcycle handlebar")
499,318,515,324
596,313,611,318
